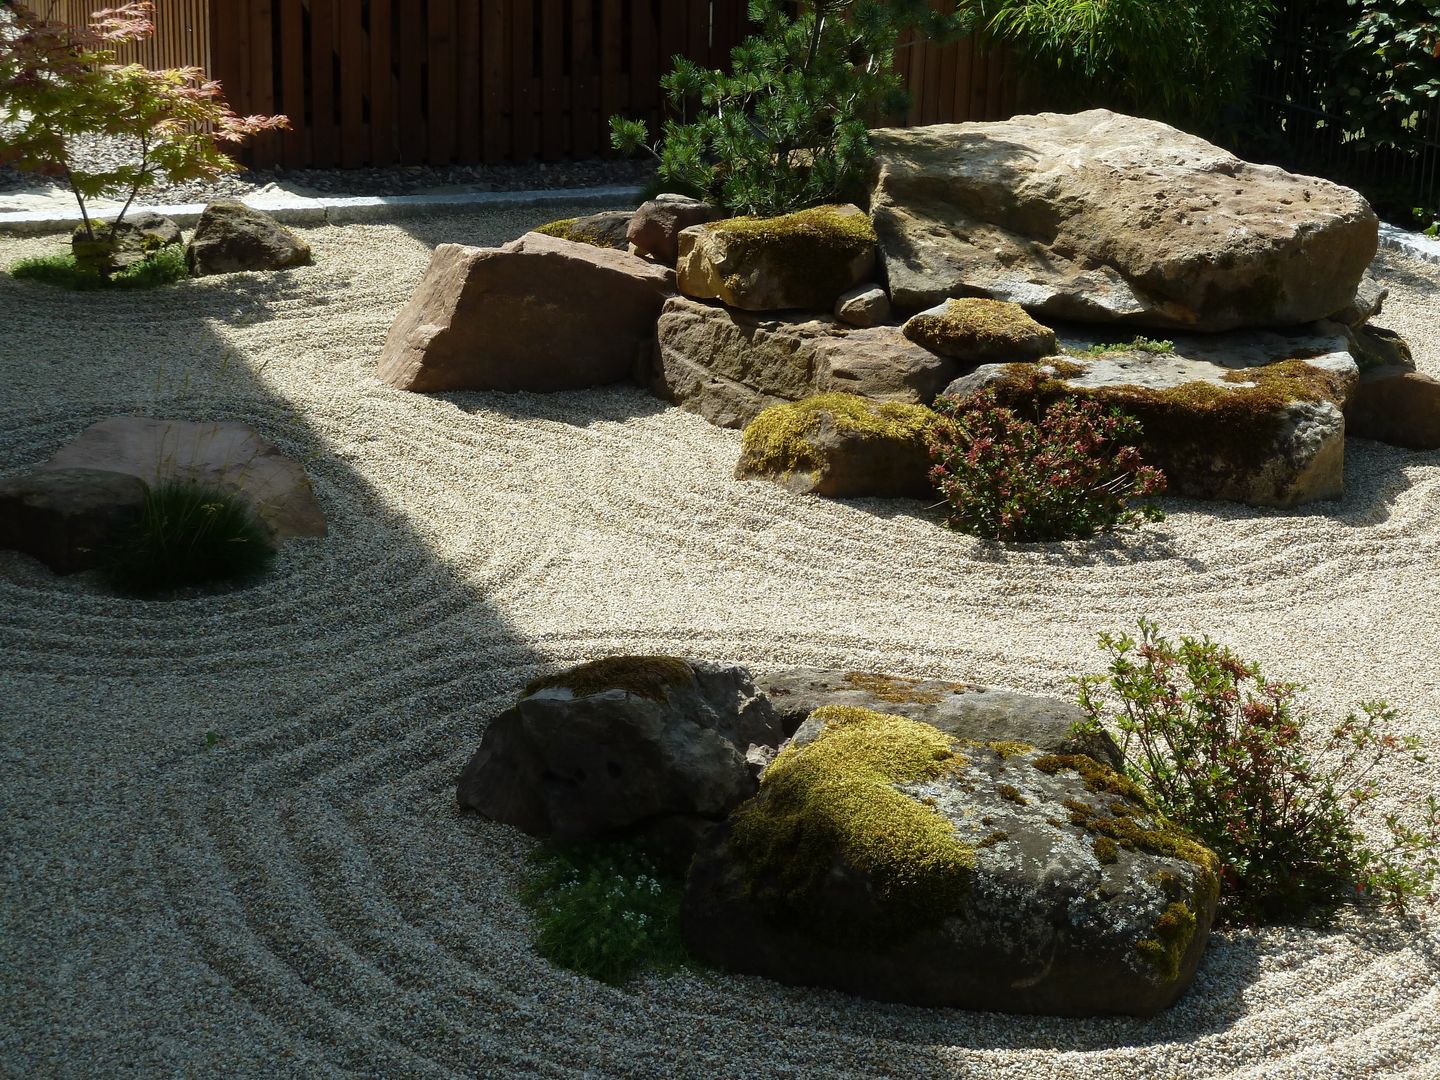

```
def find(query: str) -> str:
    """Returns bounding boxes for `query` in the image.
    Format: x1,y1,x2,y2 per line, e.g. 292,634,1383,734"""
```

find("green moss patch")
739,393,939,481
727,704,975,943
905,297,1058,361
535,216,625,249
1135,900,1197,982
841,671,970,705
524,656,694,701
710,204,876,300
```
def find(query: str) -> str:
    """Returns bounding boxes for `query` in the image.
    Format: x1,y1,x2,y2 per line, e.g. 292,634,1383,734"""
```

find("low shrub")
927,380,1166,542
520,841,688,985
101,479,275,595
10,246,188,290
1081,336,1175,357
1073,620,1440,924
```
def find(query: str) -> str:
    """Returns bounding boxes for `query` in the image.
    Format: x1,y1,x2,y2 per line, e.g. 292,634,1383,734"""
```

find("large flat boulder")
756,667,1122,769
677,204,876,312
457,657,783,845
683,706,1220,1016
944,327,1358,507
652,296,957,429
869,110,1378,330
377,233,675,393
39,416,326,540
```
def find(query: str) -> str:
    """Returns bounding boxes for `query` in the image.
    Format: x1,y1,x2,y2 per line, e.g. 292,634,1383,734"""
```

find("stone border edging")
0,184,647,236
1379,222,1440,265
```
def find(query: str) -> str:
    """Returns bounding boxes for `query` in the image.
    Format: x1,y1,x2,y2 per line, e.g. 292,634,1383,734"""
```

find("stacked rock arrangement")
377,108,1439,510
459,654,1217,1017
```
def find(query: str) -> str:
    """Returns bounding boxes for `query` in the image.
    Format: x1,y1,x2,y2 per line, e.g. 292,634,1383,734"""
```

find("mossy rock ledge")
534,210,634,250
456,656,783,849
681,706,1220,1017
735,393,939,499
676,203,877,312
902,297,1058,364
943,325,1360,507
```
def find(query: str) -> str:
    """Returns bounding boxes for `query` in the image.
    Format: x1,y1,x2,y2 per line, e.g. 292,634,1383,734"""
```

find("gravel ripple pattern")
1,217,1438,1079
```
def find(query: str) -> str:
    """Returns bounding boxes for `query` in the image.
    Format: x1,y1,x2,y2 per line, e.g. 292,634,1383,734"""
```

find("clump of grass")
9,246,188,290
100,479,276,596
1081,336,1175,356
520,841,689,985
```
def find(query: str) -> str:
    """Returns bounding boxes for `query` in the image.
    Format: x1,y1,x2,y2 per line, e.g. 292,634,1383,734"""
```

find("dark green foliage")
978,0,1276,127
520,841,689,985
9,246,188,290
1320,0,1439,153
101,480,275,596
1074,621,1440,924
610,1,972,216
927,378,1166,542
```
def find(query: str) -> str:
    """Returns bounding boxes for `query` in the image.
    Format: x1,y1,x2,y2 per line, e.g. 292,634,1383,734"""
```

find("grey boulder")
683,705,1220,1017
0,468,149,574
185,199,311,275
456,656,783,841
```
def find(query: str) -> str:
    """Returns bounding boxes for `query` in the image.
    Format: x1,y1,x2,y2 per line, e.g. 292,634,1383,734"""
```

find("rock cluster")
457,656,1219,1017
377,108,1428,508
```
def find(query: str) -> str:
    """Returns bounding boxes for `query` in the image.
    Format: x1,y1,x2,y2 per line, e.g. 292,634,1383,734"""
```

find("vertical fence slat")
428,0,458,165
309,0,337,167
540,0,566,160
277,0,305,166
510,0,536,161
396,0,425,162
339,3,366,168
571,0,599,159
456,1,482,163
369,0,397,164
482,3,509,162
599,0,623,159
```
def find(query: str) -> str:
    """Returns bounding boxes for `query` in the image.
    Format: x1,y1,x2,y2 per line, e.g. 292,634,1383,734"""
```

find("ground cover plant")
609,0,973,215
521,841,688,985
927,377,1166,542
9,244,187,289
0,1,285,279
1074,620,1440,924
100,479,276,596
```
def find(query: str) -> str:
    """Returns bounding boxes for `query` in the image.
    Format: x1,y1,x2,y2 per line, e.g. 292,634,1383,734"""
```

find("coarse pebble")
0,213,1437,1080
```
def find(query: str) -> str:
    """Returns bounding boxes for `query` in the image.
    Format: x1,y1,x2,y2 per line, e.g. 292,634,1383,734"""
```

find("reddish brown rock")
1346,365,1440,450
627,195,724,265
377,233,675,393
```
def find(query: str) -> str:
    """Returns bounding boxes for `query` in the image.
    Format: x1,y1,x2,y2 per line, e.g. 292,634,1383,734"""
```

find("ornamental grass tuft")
101,479,276,596
10,247,189,290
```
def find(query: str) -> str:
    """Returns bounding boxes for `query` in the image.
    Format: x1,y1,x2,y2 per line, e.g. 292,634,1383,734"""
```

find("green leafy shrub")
1322,0,1439,153
927,378,1166,542
978,0,1276,126
520,842,688,985
10,245,188,290
101,479,276,595
0,2,285,278
609,1,971,216
1074,620,1440,924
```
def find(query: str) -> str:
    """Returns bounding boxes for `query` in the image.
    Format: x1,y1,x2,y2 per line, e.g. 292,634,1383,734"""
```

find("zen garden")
4,0,1440,1077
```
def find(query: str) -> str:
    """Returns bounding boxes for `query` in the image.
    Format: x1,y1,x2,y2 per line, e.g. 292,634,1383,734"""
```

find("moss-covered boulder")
185,199,311,276
653,296,957,430
903,297,1058,363
71,212,182,276
456,657,783,846
682,706,1220,1017
943,326,1360,507
534,210,633,250
735,394,938,499
755,667,1122,768
677,204,876,312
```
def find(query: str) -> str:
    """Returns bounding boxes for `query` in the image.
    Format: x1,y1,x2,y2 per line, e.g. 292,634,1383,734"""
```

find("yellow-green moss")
524,656,693,701
986,740,1035,759
841,671,970,705
728,705,975,943
536,217,579,239
739,393,940,481
906,298,1057,359
711,204,876,299
988,356,1350,479
997,783,1028,806
1032,753,1150,804
1135,900,1197,982
535,216,621,249
1093,835,1119,864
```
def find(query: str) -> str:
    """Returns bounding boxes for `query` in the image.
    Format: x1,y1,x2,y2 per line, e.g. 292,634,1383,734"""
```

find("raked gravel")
1,214,1438,1079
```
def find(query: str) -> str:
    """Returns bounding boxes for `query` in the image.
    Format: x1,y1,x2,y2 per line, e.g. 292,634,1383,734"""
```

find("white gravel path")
1,214,1437,1079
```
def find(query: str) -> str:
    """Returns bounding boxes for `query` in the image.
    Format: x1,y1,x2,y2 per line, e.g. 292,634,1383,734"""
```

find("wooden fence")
41,0,1025,169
